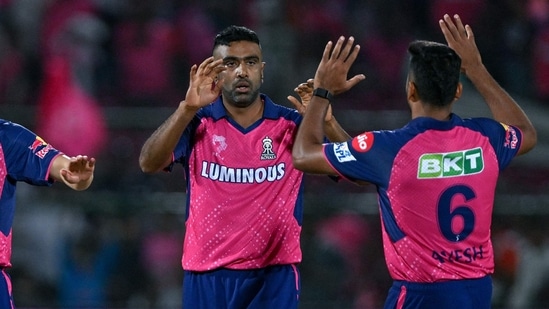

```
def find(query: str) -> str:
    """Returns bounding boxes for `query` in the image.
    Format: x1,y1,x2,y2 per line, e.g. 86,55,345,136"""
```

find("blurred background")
1,0,548,308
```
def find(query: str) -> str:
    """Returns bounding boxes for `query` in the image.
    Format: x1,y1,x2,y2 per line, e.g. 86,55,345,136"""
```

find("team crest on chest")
212,134,227,154
260,136,276,160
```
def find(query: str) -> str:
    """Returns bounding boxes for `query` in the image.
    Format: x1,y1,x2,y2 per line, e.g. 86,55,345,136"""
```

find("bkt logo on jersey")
418,147,483,179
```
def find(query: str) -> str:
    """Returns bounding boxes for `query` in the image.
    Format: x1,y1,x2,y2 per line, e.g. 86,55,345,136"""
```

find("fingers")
323,36,360,67
192,57,225,80
189,64,198,79
314,34,364,96
295,81,313,94
202,58,225,76
322,40,334,62
330,37,345,59
345,42,361,64
439,15,456,44
347,74,367,89
86,157,96,169
440,14,473,42
464,24,475,40
340,36,357,62
287,96,303,111
67,155,96,170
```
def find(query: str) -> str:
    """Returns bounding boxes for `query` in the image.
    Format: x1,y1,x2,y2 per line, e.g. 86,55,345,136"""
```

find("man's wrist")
312,88,334,101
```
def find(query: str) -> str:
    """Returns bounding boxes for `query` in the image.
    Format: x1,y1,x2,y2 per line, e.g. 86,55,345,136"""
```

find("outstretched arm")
288,79,351,142
50,155,95,191
292,36,365,174
139,57,226,173
440,14,537,155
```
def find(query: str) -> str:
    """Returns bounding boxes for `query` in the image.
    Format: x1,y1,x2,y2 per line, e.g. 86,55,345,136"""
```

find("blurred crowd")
1,0,549,308
1,0,548,112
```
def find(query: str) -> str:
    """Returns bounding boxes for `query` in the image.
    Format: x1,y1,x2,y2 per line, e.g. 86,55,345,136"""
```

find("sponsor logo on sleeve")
28,136,53,159
28,137,47,151
351,132,374,153
501,123,518,149
334,142,356,163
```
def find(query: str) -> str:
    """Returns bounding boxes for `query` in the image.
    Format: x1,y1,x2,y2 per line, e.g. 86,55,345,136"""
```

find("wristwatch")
312,88,334,101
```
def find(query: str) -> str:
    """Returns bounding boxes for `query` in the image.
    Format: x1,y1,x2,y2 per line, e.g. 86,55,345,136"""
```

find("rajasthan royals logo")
260,136,276,160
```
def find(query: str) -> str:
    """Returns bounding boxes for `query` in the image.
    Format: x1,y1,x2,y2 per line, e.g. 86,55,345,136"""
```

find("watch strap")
312,88,334,101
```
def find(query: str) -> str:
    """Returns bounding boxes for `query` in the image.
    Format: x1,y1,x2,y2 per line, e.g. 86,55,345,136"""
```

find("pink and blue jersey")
323,114,522,283
0,120,61,268
170,94,304,272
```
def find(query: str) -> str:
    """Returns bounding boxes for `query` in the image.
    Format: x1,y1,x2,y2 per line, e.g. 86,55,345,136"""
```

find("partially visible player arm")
293,37,365,174
440,14,537,155
139,102,199,173
139,57,226,173
50,155,95,191
287,79,351,142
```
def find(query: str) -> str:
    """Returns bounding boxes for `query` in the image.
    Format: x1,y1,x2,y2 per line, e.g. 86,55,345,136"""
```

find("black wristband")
312,88,334,101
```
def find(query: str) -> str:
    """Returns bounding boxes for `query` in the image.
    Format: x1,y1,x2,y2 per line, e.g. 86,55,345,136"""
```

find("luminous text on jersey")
417,147,483,179
201,161,285,183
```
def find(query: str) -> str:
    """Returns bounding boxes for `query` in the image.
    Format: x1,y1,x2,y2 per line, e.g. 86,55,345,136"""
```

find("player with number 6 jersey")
292,14,537,309
325,115,517,282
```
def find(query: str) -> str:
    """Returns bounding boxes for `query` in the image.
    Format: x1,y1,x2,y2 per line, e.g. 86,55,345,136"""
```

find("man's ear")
454,82,463,101
407,81,419,103
261,62,265,83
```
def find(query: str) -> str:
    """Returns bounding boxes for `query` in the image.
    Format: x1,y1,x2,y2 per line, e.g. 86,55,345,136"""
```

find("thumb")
337,74,366,94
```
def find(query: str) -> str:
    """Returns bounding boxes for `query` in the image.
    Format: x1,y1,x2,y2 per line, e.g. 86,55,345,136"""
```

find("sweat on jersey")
169,94,304,272
323,114,522,283
0,120,61,268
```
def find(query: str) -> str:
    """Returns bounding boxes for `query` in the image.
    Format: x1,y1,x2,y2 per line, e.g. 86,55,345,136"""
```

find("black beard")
224,88,260,108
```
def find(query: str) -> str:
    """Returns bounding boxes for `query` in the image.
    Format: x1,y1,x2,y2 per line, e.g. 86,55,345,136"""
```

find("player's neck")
224,98,264,128
411,102,452,121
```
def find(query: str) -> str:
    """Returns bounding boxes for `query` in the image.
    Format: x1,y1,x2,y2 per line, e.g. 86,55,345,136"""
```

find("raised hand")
314,36,365,96
287,79,334,122
185,57,227,110
58,155,96,190
439,14,483,75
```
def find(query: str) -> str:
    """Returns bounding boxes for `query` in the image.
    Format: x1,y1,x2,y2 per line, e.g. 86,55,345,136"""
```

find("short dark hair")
408,40,461,107
213,25,260,52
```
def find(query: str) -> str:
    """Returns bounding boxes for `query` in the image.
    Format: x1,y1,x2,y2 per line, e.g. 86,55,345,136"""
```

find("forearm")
139,102,197,173
468,65,527,125
466,65,537,154
293,97,332,173
324,115,351,142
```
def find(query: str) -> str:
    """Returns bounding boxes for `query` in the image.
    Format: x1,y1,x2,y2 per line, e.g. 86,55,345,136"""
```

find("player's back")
323,114,522,282
382,120,501,282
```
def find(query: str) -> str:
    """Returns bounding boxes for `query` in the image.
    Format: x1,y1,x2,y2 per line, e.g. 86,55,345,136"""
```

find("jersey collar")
210,94,279,121
408,113,462,131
